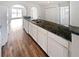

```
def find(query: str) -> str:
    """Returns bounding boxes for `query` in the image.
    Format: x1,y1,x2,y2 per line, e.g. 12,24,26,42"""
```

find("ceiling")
30,1,60,6
29,1,69,6
0,1,69,7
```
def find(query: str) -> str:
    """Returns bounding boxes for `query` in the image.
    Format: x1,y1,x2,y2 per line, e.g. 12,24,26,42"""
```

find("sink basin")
32,20,44,24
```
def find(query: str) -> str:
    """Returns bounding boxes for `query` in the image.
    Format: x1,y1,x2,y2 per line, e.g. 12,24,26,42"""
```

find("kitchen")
0,1,79,57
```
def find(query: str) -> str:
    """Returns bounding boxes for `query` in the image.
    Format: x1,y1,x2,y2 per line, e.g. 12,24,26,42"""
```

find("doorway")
10,5,25,32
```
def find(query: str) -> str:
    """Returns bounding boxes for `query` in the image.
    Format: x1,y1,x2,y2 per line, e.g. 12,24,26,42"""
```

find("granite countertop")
70,25,79,35
31,19,71,42
23,16,31,20
24,17,71,42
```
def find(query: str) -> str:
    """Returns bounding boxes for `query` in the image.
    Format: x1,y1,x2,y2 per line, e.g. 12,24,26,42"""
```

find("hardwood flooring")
2,28,48,57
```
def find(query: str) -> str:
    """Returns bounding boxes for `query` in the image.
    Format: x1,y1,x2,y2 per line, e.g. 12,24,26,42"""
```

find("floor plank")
2,28,48,57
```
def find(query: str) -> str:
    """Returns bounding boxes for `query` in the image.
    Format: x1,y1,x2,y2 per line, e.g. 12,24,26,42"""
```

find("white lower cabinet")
29,22,32,36
29,23,38,42
48,37,68,57
23,19,29,33
71,34,79,57
25,20,29,33
37,27,48,53
23,19,25,30
31,24,38,42
28,22,69,57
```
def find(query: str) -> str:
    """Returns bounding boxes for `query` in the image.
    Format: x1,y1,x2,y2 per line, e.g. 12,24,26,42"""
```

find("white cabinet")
29,23,48,53
23,19,26,30
37,26,48,53
71,34,79,57
29,22,33,37
32,24,38,42
29,22,38,42
23,19,29,33
48,37,68,57
48,32,68,57
28,22,69,57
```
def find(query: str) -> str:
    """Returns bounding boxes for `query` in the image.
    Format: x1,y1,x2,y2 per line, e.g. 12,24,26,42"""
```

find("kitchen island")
31,19,71,42
23,18,71,57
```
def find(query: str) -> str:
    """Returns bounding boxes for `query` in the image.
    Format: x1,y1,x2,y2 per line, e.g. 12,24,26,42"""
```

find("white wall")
42,1,70,25
0,47,1,57
70,1,79,27
26,5,45,20
0,6,8,46
45,6,59,23
0,1,44,18
42,3,59,23
0,2,45,46
60,6,69,27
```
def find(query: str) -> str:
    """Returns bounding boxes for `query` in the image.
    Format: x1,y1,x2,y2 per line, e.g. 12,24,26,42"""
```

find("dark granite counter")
31,20,71,42
23,16,31,20
70,25,79,35
24,17,71,42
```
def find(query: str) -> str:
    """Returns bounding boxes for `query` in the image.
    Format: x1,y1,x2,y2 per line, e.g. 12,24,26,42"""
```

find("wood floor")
2,28,48,57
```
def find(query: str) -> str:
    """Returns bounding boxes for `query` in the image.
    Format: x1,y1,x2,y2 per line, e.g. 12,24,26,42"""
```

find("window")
31,7,38,19
11,5,24,18
12,8,22,18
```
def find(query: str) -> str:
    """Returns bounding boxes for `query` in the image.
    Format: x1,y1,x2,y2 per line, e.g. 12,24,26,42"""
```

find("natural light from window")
31,7,38,19
10,19,23,31
10,5,24,31
12,5,24,18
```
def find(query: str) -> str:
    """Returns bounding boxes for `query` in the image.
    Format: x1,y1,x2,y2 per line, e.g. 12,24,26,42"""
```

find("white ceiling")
29,1,60,6
29,1,69,6
0,1,69,7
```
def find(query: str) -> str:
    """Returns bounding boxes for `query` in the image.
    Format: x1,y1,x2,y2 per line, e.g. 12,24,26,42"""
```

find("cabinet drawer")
38,33,47,53
48,31,69,48
38,26,47,35
48,37,68,57
37,26,48,53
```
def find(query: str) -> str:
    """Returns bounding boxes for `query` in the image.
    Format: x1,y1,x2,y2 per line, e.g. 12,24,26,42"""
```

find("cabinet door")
31,24,38,42
23,19,26,30
29,22,33,36
71,34,79,57
48,37,68,57
38,27,48,53
25,20,29,33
